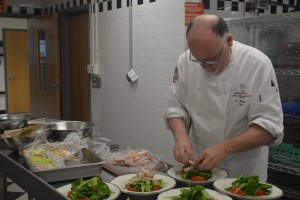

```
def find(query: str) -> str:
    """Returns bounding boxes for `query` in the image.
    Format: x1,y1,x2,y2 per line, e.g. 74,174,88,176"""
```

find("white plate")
110,173,176,196
157,187,232,200
213,178,283,200
56,182,121,200
167,165,228,185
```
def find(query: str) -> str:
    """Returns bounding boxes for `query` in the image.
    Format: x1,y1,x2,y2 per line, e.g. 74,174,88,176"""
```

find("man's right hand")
173,136,194,164
167,117,194,164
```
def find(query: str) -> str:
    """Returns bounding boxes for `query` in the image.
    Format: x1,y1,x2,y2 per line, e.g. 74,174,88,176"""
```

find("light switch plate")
92,76,101,88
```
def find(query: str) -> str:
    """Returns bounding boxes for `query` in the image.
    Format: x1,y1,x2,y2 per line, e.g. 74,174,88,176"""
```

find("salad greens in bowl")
213,175,283,199
110,169,176,196
56,176,120,200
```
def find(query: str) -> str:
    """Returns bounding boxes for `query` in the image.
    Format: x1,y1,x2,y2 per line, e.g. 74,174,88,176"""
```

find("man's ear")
227,34,233,47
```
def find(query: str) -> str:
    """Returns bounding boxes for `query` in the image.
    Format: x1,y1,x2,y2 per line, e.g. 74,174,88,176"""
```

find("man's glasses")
189,43,225,65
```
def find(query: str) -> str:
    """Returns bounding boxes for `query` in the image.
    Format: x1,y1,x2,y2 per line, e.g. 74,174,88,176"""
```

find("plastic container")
270,143,300,164
282,101,300,118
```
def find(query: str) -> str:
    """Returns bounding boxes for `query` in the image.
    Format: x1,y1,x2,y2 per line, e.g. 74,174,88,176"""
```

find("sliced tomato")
190,176,206,181
67,191,72,198
152,185,161,191
230,186,245,196
127,186,139,192
256,189,265,196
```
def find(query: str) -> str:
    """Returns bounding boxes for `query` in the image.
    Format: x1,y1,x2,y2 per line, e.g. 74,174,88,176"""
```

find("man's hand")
173,136,194,164
192,143,227,171
167,117,194,164
192,125,276,171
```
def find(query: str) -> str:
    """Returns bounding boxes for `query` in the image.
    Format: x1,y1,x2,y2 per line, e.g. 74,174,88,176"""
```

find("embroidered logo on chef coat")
173,67,179,82
232,84,251,106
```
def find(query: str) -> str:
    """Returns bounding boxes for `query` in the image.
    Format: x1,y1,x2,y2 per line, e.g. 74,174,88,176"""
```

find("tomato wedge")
190,176,206,181
256,189,265,196
152,185,161,191
67,191,72,198
127,186,139,192
230,186,245,196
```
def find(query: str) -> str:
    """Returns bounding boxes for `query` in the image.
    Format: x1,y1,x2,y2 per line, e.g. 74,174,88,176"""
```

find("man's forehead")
187,28,218,46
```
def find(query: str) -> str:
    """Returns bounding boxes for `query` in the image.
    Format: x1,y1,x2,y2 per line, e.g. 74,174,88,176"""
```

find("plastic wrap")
23,142,83,170
106,147,161,173
83,137,110,156
23,148,65,170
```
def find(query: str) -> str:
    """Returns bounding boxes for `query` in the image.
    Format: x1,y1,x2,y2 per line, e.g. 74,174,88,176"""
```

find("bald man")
164,14,283,181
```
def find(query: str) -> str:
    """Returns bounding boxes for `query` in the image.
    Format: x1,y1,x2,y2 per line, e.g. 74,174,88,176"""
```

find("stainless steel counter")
0,147,173,200
0,149,68,200
1,139,297,200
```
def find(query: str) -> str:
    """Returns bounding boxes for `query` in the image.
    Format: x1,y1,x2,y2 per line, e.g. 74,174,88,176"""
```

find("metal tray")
21,148,105,183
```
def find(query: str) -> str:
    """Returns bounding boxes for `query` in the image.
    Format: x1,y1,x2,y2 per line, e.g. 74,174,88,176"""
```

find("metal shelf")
268,160,300,176
275,69,300,75
226,12,300,28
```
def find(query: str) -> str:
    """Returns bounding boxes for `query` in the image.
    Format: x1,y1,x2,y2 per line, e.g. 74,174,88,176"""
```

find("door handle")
8,74,15,80
49,82,62,90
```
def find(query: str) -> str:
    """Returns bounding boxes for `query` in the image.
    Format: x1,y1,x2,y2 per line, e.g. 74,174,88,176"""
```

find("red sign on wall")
185,2,204,26
0,0,7,13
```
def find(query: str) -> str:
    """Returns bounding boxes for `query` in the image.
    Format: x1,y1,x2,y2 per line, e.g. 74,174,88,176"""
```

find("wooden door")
3,30,30,113
28,14,60,119
60,6,91,121
69,12,90,121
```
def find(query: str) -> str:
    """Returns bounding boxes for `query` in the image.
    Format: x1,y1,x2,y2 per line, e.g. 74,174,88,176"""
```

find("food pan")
21,148,105,183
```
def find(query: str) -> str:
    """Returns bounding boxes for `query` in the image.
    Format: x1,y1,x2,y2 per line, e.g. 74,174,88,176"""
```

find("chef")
164,14,284,182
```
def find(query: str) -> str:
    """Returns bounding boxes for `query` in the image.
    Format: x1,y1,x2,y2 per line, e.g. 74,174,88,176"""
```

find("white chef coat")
164,41,284,182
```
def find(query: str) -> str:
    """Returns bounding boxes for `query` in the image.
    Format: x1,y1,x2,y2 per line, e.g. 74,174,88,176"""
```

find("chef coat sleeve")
164,61,191,130
247,67,284,146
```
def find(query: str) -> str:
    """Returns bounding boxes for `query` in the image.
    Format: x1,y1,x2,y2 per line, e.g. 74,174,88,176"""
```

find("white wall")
0,17,27,111
1,0,295,164
90,0,255,165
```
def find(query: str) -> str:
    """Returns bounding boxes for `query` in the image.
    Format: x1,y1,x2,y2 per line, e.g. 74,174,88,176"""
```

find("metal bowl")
0,113,31,132
0,123,53,151
47,121,94,142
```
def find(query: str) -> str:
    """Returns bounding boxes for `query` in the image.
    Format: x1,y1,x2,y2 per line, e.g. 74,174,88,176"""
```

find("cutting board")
103,161,173,176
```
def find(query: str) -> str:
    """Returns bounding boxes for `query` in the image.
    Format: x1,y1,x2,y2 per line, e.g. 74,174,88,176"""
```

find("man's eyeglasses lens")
189,44,225,65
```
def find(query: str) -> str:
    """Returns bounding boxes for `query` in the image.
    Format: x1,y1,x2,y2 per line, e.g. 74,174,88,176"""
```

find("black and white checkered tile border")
4,6,41,16
41,0,299,15
2,0,299,17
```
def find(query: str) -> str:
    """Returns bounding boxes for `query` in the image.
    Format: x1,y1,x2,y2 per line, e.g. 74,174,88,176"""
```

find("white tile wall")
91,0,186,165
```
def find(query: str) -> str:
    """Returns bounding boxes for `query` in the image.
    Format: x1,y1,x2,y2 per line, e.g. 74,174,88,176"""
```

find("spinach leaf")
70,176,111,200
